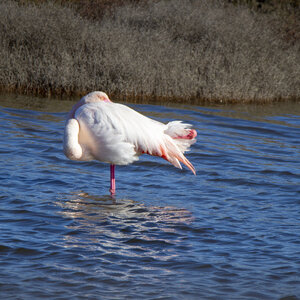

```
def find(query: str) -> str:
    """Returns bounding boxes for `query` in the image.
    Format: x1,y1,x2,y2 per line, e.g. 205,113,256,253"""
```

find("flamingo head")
67,91,112,119
84,91,111,103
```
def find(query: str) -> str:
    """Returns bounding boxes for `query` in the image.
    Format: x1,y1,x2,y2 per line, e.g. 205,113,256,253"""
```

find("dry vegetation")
0,0,299,103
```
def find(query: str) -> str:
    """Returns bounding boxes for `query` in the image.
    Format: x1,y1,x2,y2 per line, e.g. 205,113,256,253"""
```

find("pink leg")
109,164,116,196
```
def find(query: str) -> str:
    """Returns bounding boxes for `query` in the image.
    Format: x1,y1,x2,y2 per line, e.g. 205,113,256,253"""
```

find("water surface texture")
0,95,300,299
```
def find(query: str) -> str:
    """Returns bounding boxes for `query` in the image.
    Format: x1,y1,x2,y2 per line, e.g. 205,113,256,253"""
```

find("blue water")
0,94,299,299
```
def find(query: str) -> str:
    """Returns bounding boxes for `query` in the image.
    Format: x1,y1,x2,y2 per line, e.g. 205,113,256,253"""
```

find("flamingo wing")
74,101,196,174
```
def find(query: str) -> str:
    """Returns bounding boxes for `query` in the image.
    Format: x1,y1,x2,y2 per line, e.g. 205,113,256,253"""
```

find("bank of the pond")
0,0,299,104
2,90,300,106
2,90,300,107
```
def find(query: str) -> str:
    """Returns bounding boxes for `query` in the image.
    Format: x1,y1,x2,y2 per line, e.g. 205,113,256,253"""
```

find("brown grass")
0,0,299,103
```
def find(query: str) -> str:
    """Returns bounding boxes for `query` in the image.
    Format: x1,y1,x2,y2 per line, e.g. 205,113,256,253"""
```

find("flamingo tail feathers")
161,139,196,175
159,121,197,175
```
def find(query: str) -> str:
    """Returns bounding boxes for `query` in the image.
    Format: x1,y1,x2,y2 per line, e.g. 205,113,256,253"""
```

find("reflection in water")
56,191,194,255
58,191,193,223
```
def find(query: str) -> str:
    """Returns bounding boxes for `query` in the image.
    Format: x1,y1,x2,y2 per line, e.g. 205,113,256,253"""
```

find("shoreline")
0,89,299,106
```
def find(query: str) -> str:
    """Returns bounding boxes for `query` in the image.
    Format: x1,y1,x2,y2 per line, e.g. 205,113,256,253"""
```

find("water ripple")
0,97,299,299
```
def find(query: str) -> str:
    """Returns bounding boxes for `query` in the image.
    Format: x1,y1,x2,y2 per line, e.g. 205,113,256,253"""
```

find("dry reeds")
0,0,299,103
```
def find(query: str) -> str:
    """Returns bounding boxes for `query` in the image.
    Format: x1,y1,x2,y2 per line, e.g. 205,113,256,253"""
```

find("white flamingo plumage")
63,91,197,196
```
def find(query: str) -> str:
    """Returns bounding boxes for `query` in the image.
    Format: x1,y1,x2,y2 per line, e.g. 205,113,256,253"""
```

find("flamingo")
63,91,197,196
